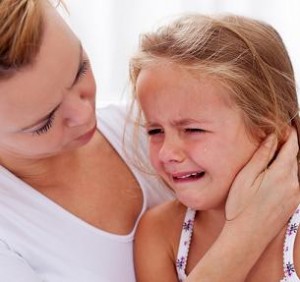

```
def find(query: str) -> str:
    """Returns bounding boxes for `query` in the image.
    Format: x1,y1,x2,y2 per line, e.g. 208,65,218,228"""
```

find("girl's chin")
176,192,226,211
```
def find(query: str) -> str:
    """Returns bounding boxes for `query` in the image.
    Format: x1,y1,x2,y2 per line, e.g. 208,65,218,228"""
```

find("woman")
0,1,299,281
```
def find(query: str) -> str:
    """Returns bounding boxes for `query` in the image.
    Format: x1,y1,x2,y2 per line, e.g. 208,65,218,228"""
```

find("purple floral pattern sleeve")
175,205,300,282
176,208,196,282
281,205,300,281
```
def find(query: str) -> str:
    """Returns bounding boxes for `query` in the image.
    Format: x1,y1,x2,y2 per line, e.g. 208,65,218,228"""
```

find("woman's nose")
64,97,94,128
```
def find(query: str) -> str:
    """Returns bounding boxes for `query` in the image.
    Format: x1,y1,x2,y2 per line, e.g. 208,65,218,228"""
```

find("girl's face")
0,2,97,161
137,63,259,210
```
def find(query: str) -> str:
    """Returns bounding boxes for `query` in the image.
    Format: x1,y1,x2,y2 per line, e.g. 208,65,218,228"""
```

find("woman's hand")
225,128,300,240
186,128,300,282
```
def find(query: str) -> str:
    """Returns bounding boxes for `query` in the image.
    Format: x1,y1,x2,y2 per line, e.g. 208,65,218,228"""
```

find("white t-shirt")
0,104,174,282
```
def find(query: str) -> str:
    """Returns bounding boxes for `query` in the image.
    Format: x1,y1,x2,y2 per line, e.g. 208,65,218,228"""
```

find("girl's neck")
197,207,226,237
185,207,226,274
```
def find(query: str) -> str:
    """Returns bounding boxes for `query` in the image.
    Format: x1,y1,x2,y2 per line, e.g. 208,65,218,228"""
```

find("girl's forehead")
138,63,235,106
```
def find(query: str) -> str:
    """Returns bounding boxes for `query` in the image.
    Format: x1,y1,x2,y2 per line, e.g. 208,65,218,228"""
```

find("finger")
269,127,299,170
225,135,277,220
235,133,278,186
225,173,265,220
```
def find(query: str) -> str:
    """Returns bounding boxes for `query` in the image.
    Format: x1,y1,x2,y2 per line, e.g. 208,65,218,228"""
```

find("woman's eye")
77,59,90,80
147,128,163,136
33,112,56,136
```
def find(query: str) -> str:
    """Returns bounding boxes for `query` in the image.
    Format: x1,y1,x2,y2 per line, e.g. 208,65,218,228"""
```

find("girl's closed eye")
147,128,164,136
185,128,205,134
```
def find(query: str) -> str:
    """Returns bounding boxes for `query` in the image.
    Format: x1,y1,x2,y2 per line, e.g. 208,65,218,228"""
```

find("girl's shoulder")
139,200,186,230
134,200,188,281
136,200,187,252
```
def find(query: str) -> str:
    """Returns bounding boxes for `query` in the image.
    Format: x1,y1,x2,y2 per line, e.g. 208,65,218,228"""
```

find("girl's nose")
158,137,185,164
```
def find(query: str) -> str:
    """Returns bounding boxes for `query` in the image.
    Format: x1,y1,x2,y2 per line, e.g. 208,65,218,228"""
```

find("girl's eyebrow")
144,118,212,127
172,118,213,126
172,119,200,126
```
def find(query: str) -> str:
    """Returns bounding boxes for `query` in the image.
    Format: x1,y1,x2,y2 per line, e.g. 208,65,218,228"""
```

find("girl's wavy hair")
0,0,64,79
128,13,300,172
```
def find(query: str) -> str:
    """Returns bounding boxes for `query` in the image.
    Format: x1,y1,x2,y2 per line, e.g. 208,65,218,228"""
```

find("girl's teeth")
176,172,201,179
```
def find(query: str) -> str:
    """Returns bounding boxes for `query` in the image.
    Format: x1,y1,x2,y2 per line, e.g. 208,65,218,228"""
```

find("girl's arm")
186,129,300,282
134,201,182,282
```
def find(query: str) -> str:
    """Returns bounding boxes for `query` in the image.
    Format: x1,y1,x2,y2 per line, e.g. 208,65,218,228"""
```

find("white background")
63,0,300,106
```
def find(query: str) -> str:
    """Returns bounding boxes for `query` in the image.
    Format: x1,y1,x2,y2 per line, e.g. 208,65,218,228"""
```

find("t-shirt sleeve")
0,240,42,282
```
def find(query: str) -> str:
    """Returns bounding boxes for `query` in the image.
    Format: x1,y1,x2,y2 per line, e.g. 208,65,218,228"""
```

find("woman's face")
0,2,97,161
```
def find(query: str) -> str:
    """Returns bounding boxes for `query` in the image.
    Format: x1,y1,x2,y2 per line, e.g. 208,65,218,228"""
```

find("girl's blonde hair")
0,0,63,79
129,14,300,162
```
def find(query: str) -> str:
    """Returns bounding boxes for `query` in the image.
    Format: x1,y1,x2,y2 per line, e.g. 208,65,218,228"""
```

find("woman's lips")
76,124,97,144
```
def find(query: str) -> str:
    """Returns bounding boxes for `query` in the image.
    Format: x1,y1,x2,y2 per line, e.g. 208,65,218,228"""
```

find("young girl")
130,14,300,281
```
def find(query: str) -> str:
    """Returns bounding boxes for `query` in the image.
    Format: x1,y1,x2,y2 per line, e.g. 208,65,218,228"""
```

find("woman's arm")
186,129,300,282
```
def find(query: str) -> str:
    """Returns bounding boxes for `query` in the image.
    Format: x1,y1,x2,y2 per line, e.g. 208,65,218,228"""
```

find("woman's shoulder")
96,103,135,127
96,103,140,149
97,103,128,119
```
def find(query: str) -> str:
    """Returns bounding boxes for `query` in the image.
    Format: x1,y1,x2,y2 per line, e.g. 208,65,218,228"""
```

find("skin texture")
0,3,96,161
0,2,299,281
0,0,143,236
186,128,300,282
134,63,300,282
138,63,258,211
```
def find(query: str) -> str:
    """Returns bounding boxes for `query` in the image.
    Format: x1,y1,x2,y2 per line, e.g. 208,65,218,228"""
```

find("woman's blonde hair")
129,14,300,162
0,0,63,79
